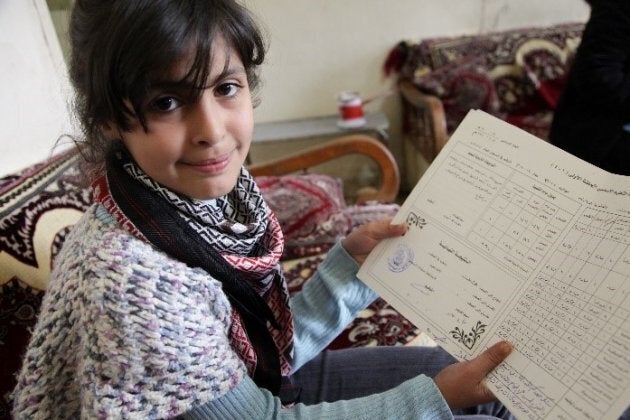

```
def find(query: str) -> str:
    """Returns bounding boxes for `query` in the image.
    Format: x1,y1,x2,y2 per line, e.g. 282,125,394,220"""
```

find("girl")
13,1,514,418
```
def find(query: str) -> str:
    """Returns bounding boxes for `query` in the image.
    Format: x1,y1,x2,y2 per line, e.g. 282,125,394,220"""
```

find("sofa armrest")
399,79,449,162
248,134,400,204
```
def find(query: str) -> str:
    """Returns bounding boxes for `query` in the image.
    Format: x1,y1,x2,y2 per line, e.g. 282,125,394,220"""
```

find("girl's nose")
189,94,225,145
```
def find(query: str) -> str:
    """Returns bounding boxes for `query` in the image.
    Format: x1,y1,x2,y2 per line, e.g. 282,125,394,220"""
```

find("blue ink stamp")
388,243,414,273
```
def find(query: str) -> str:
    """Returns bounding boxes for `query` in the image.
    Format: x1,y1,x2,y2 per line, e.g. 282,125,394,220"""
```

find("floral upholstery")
411,56,502,134
257,174,352,259
393,23,584,161
0,150,88,419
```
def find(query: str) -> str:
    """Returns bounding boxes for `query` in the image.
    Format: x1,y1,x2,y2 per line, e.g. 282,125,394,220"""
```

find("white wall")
0,0,75,176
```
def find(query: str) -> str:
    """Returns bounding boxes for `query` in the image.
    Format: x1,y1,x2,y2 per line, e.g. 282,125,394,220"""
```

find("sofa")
0,134,430,418
385,22,585,181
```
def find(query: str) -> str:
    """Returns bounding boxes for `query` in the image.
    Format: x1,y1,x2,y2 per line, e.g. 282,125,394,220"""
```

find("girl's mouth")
184,154,231,174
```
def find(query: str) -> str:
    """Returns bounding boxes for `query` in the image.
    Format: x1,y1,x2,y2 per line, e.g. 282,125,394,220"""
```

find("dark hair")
69,0,266,164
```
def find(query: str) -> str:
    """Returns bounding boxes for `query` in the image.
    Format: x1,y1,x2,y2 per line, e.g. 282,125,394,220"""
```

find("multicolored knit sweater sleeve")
12,205,248,419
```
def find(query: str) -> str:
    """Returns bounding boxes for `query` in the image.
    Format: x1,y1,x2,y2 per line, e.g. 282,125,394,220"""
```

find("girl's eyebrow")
150,65,246,91
208,65,247,85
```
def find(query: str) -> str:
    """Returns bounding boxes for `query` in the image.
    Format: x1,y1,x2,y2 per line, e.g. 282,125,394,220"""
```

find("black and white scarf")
92,150,294,397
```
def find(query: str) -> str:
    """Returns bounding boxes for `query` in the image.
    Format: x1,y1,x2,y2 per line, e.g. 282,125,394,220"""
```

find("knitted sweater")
13,204,451,419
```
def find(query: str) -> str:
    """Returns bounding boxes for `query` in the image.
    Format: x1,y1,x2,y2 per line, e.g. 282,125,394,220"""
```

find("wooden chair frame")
248,134,400,204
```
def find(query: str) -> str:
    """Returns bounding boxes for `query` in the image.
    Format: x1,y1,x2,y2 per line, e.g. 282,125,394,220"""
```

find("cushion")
400,23,584,139
0,150,90,289
256,174,352,260
517,38,576,109
343,202,400,230
402,23,584,78
0,149,91,417
413,56,502,133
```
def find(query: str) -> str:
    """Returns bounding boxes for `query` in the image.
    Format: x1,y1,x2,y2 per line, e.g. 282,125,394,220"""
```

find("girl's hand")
434,340,513,409
341,219,407,265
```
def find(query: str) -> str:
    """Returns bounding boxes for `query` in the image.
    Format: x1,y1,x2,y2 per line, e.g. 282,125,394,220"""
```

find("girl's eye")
150,96,181,112
215,83,239,97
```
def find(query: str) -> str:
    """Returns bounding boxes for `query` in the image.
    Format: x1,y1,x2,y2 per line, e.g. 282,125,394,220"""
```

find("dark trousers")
291,345,513,419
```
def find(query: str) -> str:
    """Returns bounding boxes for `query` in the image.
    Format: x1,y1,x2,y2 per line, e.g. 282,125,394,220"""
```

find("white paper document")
358,110,630,420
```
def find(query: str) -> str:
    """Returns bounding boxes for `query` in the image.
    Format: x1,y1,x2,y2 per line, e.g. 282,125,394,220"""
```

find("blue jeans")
291,345,513,419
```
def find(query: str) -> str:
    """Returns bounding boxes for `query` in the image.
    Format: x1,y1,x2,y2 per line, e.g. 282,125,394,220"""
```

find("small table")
249,112,392,199
253,111,390,144
248,112,389,165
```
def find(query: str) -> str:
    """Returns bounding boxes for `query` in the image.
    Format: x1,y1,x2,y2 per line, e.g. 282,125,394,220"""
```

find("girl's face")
115,37,254,200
